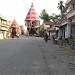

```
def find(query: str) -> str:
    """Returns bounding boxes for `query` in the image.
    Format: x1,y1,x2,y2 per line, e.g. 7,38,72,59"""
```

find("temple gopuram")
25,3,40,36
10,19,20,38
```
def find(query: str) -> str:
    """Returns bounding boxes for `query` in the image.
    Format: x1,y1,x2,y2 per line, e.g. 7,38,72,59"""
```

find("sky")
0,0,66,25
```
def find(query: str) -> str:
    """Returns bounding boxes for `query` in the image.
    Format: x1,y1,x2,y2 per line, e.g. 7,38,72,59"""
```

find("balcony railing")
66,8,75,19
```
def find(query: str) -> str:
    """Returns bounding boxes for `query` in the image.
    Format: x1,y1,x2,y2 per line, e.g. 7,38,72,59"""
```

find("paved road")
0,36,75,75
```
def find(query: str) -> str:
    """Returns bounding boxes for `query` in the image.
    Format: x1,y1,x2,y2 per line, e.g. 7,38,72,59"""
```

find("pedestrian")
44,32,48,43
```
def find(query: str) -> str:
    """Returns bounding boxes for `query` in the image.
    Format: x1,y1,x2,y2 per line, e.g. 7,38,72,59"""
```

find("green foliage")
39,9,50,22
50,14,61,22
40,25,44,31
39,25,44,37
57,0,68,18
39,1,68,24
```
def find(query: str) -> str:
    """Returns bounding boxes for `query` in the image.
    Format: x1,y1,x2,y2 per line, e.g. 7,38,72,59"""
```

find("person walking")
44,32,48,43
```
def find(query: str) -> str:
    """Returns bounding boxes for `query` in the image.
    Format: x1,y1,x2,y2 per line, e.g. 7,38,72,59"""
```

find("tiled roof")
11,19,18,27
25,3,39,21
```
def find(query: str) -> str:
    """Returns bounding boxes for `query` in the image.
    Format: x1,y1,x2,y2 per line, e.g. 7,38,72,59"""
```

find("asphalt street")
0,36,75,75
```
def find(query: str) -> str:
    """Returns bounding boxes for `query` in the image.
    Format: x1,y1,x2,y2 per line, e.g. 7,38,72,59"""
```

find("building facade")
0,16,11,39
57,0,75,39
66,0,75,38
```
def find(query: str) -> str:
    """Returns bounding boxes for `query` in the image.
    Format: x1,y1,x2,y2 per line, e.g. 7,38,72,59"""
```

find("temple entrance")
29,28,36,36
27,25,36,36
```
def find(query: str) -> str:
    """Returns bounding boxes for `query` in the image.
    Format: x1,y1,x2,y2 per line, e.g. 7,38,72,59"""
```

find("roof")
21,25,24,30
11,19,18,27
25,3,39,21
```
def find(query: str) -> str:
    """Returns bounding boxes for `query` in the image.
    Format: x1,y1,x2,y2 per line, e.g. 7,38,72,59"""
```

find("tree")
57,1,65,14
57,1,68,18
39,9,50,22
62,4,68,14
49,13,61,22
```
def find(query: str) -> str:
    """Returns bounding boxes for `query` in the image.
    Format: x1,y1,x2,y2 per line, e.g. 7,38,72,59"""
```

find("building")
57,0,75,39
43,21,59,39
0,15,11,39
57,17,70,39
25,3,40,35
66,0,75,38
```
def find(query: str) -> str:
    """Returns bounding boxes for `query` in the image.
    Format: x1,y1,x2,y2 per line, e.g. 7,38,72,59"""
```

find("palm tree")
62,4,68,14
58,1,68,18
57,1,66,18
58,1,65,14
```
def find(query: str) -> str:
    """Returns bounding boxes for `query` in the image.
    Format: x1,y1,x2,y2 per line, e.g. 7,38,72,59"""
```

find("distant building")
0,15,11,39
44,21,58,39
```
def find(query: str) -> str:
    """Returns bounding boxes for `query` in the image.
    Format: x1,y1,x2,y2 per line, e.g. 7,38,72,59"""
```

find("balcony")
67,8,75,19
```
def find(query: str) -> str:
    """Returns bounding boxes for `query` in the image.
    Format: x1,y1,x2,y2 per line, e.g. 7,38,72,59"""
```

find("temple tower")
10,19,19,38
25,3,40,35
